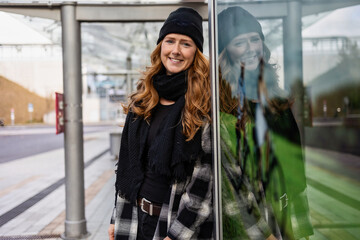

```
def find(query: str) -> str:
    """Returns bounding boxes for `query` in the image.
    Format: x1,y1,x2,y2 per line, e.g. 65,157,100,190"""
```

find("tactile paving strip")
0,234,61,239
0,149,109,228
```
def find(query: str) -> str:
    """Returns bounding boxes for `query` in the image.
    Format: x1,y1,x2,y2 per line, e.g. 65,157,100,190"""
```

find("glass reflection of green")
217,4,313,240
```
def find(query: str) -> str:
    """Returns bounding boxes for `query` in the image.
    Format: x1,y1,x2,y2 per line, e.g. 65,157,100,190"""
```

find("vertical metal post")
126,55,132,95
283,0,305,136
283,0,303,91
208,0,222,239
61,2,89,239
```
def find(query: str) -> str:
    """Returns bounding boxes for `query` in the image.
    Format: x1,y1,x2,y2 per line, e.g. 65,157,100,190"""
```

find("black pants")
136,207,159,240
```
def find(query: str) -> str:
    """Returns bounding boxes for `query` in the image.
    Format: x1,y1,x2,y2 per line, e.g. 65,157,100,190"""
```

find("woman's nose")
247,40,256,51
171,43,181,55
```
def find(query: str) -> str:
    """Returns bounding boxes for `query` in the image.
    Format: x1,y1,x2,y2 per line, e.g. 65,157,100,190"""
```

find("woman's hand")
108,224,115,240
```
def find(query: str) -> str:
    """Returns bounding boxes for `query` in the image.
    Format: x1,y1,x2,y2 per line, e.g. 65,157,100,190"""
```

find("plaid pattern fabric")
220,136,273,240
111,122,213,240
220,111,313,239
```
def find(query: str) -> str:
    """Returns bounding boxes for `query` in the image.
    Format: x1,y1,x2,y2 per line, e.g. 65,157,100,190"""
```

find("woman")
108,7,213,240
218,6,313,240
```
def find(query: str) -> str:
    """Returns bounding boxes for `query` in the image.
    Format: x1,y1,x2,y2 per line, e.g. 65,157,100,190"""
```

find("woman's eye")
234,41,246,47
165,39,174,44
182,42,191,47
250,37,260,43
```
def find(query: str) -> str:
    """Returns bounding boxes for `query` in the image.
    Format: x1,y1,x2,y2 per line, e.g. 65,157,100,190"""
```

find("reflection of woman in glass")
108,7,213,240
218,6,313,240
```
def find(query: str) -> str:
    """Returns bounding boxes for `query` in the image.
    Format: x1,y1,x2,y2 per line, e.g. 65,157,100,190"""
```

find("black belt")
137,197,162,216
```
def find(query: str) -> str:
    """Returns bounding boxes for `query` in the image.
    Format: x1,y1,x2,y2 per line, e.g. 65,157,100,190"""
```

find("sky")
303,5,360,38
0,11,51,45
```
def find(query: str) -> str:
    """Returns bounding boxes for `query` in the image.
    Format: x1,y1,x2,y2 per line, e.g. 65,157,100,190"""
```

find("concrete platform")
0,130,118,240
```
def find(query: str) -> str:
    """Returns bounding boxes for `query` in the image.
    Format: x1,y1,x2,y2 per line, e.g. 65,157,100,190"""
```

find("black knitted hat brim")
157,7,204,52
218,6,264,54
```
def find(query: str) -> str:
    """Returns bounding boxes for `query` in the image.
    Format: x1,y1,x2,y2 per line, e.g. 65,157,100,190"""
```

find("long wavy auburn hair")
123,42,211,141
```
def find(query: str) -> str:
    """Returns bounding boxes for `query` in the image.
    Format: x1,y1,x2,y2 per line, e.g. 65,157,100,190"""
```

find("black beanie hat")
157,7,204,52
218,6,264,54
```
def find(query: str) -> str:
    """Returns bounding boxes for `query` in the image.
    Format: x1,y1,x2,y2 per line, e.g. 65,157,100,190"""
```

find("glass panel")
81,22,161,123
215,1,360,239
217,4,304,240
81,21,209,122
302,4,360,240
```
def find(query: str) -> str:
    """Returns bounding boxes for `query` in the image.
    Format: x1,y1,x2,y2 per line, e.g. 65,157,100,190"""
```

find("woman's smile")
168,57,182,63
226,32,263,70
161,33,196,75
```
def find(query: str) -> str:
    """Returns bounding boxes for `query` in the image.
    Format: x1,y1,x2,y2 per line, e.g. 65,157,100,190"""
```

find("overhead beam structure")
1,0,359,21
0,2,207,21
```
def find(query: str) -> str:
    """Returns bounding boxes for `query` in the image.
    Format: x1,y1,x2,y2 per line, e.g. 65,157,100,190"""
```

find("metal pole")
61,2,89,239
126,55,132,95
283,0,305,136
283,0,303,91
208,0,222,239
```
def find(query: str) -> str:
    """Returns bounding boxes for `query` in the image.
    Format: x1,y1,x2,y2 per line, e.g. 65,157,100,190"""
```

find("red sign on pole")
55,92,64,134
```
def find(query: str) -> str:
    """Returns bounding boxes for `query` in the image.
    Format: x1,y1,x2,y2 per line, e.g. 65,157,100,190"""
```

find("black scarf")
115,70,202,204
153,69,188,101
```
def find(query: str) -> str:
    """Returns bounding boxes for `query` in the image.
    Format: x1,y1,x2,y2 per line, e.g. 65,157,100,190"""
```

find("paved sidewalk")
304,147,360,240
2,127,359,240
0,130,119,239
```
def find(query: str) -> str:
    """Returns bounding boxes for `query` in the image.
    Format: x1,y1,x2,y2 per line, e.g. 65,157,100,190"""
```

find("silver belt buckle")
141,197,153,216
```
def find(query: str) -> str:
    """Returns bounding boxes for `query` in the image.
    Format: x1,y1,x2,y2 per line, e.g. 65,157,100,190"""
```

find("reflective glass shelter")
210,0,360,239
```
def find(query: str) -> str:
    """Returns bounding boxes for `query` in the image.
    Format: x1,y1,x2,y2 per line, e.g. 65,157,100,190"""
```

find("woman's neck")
160,98,175,105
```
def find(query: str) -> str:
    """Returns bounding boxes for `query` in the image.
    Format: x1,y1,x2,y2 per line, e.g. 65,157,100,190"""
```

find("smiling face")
226,32,263,71
161,33,197,75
